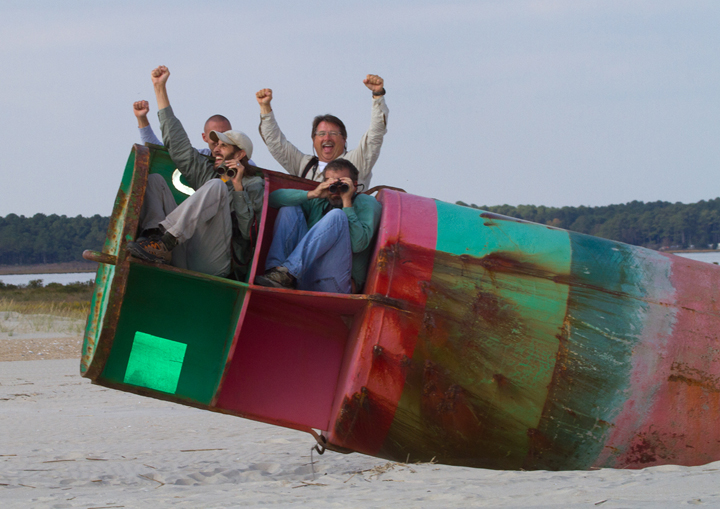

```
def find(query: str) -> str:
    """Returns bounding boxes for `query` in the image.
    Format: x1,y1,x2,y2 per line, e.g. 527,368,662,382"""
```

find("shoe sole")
126,241,170,264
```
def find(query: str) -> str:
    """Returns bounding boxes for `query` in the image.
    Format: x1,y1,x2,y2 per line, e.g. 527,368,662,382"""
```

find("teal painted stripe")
434,201,571,273
417,202,574,466
527,232,665,470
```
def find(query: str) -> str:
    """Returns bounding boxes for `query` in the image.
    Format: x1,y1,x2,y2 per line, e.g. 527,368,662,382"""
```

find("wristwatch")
372,87,386,97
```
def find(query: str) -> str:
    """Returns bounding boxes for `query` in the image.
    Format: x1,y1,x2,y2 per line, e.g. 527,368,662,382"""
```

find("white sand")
1,359,719,508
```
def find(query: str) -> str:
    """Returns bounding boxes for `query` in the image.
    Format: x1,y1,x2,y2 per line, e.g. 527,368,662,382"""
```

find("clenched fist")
363,74,385,95
151,66,170,86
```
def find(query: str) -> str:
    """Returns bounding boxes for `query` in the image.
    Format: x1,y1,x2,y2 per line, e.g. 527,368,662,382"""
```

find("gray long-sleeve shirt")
258,96,388,190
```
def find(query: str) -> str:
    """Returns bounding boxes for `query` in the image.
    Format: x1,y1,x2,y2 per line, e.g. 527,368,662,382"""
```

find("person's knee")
323,208,348,226
202,178,227,193
147,173,168,190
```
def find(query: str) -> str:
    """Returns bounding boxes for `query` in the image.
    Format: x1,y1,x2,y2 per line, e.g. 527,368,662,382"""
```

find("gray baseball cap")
209,130,254,159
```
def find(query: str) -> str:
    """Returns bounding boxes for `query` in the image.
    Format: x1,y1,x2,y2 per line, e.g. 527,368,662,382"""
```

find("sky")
2,0,720,217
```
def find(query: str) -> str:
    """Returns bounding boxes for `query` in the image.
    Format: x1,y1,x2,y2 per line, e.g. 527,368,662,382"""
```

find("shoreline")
0,261,97,275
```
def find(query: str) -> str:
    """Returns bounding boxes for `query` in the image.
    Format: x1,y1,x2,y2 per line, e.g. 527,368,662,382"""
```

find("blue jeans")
265,206,352,293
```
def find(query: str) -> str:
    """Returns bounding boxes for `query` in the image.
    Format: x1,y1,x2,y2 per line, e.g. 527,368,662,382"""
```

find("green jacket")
158,106,264,280
269,189,382,288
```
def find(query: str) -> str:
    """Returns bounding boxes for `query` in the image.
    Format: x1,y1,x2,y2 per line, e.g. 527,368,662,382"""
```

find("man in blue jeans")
255,159,382,293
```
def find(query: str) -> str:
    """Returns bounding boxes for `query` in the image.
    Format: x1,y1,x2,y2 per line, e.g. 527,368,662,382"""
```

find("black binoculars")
328,181,349,194
216,164,237,179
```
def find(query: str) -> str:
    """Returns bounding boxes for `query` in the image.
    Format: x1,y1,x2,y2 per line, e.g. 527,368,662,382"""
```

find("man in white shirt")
256,74,389,190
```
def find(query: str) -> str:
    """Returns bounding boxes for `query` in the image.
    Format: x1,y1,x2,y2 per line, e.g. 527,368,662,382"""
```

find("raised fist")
256,88,273,106
151,66,170,86
133,100,150,118
363,74,384,94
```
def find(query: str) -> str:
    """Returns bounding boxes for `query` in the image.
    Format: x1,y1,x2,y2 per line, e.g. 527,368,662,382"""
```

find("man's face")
313,121,346,163
324,168,352,207
213,142,243,165
203,120,232,151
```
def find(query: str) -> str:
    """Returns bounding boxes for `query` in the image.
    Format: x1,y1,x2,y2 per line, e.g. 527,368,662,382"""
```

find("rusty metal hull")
82,146,720,470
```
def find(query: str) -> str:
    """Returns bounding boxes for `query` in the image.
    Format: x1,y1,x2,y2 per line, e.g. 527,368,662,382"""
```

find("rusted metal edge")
82,250,118,266
83,145,150,380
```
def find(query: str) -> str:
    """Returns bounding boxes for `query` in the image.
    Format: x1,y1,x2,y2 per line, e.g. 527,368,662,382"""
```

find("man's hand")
337,177,356,208
225,155,246,192
151,66,170,86
133,100,150,128
307,179,334,200
363,74,385,96
256,88,273,115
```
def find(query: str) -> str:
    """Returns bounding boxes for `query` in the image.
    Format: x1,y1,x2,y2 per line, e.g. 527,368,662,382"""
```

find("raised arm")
151,65,214,188
133,100,150,128
345,75,389,188
134,100,163,146
152,66,171,110
257,87,312,176
256,88,273,115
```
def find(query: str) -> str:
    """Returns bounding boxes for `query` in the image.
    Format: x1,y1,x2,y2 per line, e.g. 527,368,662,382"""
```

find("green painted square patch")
124,332,187,394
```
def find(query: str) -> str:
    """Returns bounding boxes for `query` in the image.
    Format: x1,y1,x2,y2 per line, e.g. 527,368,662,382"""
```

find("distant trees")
2,199,720,266
455,199,720,250
0,214,108,265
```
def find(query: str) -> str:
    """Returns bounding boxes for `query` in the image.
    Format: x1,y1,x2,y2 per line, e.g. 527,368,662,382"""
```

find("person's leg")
128,174,185,265
285,209,352,293
160,179,232,277
264,206,308,270
139,174,178,232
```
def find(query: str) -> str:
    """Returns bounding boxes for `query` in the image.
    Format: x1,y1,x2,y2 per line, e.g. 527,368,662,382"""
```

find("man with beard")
255,74,388,190
127,65,264,280
254,158,381,294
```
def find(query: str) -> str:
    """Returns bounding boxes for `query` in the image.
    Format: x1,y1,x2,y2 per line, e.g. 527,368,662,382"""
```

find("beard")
328,195,344,208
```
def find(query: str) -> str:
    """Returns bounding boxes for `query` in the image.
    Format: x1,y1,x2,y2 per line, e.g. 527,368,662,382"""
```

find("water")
0,251,718,287
673,251,720,264
0,272,96,287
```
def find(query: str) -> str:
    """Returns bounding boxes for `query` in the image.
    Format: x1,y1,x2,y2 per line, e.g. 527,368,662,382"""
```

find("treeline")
456,198,720,250
2,199,719,265
0,214,109,265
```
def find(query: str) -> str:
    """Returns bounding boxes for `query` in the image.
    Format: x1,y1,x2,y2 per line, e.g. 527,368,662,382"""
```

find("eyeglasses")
314,131,343,138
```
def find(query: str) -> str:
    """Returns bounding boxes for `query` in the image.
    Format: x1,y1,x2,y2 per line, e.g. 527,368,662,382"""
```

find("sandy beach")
2,329,720,508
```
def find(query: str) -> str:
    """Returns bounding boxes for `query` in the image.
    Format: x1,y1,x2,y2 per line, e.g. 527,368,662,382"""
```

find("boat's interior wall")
213,170,377,430
216,290,364,430
99,263,245,406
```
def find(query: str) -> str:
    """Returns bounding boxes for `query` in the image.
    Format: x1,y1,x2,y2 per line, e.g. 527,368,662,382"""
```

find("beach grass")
0,280,92,334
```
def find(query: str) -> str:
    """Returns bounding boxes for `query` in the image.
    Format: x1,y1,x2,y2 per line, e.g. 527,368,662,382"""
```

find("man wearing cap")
127,65,264,280
255,74,389,190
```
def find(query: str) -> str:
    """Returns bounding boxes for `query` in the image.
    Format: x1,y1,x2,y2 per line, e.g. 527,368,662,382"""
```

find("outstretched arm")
152,65,214,187
152,66,171,110
134,100,163,146
344,75,389,188
133,100,150,128
256,88,273,115
257,87,312,176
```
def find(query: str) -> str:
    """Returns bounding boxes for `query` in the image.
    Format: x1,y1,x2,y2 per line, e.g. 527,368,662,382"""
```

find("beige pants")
139,174,232,277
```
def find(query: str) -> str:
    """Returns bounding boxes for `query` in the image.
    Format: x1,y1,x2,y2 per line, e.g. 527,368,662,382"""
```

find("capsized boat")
81,144,720,470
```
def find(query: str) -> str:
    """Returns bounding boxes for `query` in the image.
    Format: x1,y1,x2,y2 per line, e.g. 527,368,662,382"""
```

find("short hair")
204,114,231,130
323,158,359,181
312,114,347,139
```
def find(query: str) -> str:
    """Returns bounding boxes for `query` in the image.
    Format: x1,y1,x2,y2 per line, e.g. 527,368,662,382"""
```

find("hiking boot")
127,236,172,264
255,267,296,289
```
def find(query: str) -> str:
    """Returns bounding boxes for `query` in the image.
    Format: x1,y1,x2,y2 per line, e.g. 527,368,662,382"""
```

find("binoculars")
216,163,237,179
328,181,349,194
